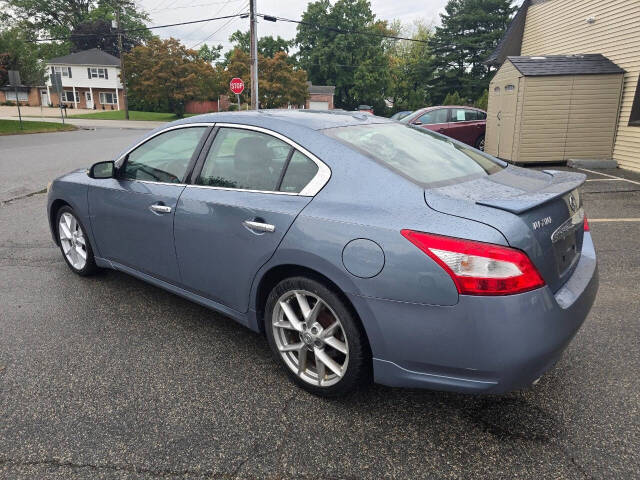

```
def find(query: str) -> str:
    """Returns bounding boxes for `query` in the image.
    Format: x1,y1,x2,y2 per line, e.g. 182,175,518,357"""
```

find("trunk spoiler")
475,170,586,214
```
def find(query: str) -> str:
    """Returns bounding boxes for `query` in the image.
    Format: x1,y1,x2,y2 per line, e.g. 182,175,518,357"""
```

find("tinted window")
417,109,448,125
280,151,318,193
197,128,291,191
325,123,503,186
450,108,479,122
123,127,206,183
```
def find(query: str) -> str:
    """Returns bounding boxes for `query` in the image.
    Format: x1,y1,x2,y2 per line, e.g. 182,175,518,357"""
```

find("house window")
88,67,108,79
505,84,515,92
62,90,79,102
99,92,117,104
53,66,72,78
494,86,500,94
5,90,29,102
629,75,640,127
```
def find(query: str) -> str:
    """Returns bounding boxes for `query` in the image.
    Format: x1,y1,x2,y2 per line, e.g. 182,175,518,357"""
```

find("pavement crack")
1,188,48,206
0,457,212,478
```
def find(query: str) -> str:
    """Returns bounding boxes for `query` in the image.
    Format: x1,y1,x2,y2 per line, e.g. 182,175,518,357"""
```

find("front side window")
324,123,503,186
197,128,291,191
122,127,207,183
417,109,448,125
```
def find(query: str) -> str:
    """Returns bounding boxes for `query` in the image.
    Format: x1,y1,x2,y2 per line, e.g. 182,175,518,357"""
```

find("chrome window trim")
209,123,331,197
114,123,214,169
114,122,331,197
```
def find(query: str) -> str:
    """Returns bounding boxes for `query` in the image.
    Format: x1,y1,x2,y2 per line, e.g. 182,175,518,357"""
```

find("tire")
475,135,485,151
265,276,371,397
55,206,98,276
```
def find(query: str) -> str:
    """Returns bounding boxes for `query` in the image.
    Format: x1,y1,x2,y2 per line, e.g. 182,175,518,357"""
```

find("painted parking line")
576,167,640,186
585,178,626,182
589,218,640,223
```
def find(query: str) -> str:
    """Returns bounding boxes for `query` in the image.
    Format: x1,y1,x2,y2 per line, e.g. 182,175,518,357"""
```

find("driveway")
0,130,639,479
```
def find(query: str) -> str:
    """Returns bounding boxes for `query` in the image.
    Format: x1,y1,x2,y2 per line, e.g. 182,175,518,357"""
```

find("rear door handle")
150,204,172,214
243,220,275,233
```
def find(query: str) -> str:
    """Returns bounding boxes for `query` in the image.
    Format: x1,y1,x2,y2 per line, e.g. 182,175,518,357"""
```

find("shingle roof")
47,48,120,67
507,54,624,76
485,0,530,66
307,82,335,95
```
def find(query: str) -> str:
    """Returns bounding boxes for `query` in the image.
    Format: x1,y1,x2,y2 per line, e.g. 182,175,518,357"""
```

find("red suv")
401,106,487,150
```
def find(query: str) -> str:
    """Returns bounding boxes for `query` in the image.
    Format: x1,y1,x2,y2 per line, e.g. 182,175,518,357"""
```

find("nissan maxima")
47,110,598,396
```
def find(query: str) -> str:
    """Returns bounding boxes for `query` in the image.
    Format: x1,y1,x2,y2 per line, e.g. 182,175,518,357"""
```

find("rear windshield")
324,123,503,186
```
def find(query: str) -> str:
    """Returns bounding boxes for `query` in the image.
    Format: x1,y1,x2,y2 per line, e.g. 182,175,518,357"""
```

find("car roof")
174,109,394,131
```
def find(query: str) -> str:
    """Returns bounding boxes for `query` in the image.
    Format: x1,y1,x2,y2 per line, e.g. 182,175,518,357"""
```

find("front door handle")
150,204,172,214
243,220,275,233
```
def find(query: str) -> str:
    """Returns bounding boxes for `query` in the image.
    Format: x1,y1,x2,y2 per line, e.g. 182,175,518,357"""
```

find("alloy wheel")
58,212,88,270
272,289,349,387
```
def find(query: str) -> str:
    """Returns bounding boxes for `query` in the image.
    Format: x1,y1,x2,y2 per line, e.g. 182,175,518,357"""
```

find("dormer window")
88,67,108,79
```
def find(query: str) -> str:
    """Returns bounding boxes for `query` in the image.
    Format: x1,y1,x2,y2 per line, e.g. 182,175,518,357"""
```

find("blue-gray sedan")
47,110,598,396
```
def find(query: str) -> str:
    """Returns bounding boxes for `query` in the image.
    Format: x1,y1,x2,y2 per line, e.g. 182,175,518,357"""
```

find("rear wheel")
475,135,485,151
265,276,370,396
56,206,98,276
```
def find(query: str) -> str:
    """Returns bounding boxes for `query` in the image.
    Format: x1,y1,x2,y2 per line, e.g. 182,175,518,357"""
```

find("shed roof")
47,48,121,67
307,82,335,95
507,54,624,76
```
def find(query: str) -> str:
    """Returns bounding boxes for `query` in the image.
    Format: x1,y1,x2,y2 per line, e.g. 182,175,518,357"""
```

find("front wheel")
56,206,98,276
265,277,370,397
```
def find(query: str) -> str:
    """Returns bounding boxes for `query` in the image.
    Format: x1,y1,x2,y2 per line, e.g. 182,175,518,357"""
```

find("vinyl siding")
521,0,640,171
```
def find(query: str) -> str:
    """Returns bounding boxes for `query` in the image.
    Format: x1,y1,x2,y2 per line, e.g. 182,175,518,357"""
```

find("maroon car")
401,106,487,150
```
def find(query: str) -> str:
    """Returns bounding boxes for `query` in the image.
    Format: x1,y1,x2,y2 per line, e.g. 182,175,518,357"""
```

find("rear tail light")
583,215,590,231
401,230,545,296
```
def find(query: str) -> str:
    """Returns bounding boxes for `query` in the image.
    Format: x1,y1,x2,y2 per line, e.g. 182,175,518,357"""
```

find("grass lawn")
0,119,76,135
70,110,195,121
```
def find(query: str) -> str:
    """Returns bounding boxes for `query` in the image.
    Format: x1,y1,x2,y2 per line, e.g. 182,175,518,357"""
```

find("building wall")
305,93,334,109
0,87,41,106
45,64,122,90
48,88,123,110
520,0,640,171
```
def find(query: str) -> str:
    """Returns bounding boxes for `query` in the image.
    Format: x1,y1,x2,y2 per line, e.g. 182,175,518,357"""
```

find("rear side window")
324,123,503,186
279,151,318,193
197,128,291,191
123,127,207,183
417,109,448,125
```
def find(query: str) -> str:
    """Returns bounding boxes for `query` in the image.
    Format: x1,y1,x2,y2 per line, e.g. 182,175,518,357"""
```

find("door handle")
150,204,172,214
243,220,275,233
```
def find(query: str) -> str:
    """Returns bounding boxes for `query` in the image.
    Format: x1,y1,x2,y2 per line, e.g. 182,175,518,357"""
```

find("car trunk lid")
424,167,586,293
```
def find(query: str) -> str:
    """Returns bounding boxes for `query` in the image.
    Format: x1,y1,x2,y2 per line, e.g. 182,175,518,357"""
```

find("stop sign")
230,77,245,95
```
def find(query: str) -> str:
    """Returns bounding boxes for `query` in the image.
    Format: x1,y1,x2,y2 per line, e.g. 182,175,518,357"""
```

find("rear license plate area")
554,231,578,275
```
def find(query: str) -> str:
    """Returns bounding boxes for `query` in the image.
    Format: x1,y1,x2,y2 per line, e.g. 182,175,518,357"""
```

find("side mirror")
88,160,115,179
412,120,423,126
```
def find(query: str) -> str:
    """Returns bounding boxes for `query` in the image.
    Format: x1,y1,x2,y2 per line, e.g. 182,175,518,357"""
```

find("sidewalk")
0,106,166,130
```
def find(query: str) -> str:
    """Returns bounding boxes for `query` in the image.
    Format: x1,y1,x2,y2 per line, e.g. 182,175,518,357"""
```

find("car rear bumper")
351,232,598,394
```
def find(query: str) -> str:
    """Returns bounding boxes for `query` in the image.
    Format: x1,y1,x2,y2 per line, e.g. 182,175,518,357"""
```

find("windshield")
324,123,503,186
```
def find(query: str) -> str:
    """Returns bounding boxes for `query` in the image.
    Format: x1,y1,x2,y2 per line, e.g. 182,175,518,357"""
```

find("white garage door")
309,101,329,110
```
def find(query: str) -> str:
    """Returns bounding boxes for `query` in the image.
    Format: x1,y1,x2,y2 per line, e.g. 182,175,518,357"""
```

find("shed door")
485,85,500,156
309,101,329,110
497,81,519,159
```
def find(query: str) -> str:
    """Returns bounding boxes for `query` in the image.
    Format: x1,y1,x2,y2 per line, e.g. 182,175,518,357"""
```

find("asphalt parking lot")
1,128,639,479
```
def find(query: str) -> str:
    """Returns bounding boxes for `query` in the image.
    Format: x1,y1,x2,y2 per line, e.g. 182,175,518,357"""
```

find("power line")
149,0,244,13
257,14,429,44
30,13,248,42
190,1,248,49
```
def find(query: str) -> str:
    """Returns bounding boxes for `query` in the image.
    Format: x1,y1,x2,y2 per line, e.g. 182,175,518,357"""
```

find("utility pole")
249,0,258,110
115,7,130,120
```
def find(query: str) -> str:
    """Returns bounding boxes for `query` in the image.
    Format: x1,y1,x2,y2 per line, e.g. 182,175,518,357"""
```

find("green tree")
198,44,222,63
295,0,391,112
123,38,219,117
1,0,151,54
430,0,515,104
0,27,45,86
223,30,293,65
475,89,488,110
442,91,464,105
387,20,434,112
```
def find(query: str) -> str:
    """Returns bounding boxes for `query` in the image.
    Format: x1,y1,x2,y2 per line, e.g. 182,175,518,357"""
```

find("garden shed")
485,54,625,164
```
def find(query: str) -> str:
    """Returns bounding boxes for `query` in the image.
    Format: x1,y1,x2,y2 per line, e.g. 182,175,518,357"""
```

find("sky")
138,0,452,52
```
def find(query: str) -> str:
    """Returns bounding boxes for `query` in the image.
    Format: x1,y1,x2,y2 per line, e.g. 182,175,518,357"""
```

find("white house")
44,48,123,110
